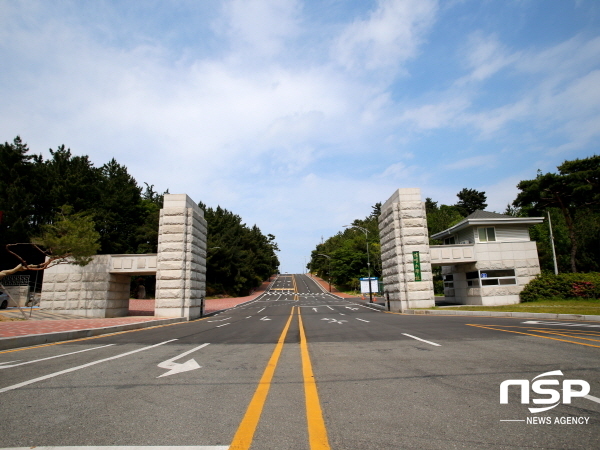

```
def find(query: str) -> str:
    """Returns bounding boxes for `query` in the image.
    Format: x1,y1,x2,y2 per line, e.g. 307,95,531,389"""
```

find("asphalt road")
0,274,598,449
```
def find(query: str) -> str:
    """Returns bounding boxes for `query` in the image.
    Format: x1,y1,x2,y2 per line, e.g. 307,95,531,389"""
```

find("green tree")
513,155,600,272
1,207,100,280
455,188,487,216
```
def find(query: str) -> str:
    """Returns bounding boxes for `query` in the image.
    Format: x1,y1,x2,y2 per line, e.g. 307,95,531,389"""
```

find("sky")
1,0,599,273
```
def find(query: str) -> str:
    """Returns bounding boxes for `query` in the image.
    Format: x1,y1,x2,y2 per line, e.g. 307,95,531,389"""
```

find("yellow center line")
298,308,331,450
229,306,296,450
466,324,600,348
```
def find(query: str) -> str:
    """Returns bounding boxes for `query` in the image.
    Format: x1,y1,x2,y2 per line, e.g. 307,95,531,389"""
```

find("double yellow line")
230,306,330,450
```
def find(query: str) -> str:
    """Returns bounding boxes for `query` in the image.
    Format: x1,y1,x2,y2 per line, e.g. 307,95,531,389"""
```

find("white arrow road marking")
0,344,116,370
207,317,231,322
0,340,177,394
321,318,347,324
522,320,600,328
260,316,272,321
356,318,370,323
339,313,345,315
246,316,252,319
157,343,210,378
345,307,359,311
402,333,441,347
312,308,318,312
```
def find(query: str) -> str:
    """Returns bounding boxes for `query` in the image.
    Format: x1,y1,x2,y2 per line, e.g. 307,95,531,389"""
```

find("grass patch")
429,298,600,316
0,314,24,322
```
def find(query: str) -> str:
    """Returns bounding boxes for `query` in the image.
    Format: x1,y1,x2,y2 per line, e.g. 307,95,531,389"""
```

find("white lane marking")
345,307,359,311
245,316,252,319
0,344,116,370
216,323,230,327
584,394,600,404
356,318,370,323
402,333,441,347
339,313,345,316
260,316,272,321
157,343,210,378
257,307,266,313
321,318,347,324
207,317,231,322
0,340,177,394
522,320,600,328
326,305,334,310
0,447,230,449
312,307,318,312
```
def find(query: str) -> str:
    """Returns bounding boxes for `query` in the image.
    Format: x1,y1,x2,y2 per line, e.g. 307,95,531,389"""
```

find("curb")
0,317,187,351
403,309,600,321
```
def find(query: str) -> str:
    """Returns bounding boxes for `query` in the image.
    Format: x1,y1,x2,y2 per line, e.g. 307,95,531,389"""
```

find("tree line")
308,155,599,291
1,136,279,296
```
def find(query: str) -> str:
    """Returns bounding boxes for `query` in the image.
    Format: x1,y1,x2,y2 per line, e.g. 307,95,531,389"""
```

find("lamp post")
344,225,373,303
317,253,332,292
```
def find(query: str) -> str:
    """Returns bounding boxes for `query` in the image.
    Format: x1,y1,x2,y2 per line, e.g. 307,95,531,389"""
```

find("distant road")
1,274,598,449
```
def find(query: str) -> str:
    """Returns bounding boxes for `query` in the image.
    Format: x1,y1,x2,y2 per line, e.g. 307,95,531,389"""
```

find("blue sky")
1,0,599,273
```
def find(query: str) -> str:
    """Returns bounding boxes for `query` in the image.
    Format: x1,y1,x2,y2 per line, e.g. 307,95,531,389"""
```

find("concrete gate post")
155,194,207,319
379,188,435,311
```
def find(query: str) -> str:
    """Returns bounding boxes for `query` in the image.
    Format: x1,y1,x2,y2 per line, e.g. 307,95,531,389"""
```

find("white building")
430,211,544,306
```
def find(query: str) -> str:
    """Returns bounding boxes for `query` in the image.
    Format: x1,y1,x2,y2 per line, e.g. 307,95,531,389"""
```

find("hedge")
520,273,600,302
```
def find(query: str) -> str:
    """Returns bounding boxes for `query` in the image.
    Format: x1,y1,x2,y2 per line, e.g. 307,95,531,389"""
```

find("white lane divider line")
585,394,600,404
245,316,252,319
402,333,441,347
157,343,210,378
326,305,334,310
0,344,116,370
258,307,266,313
0,340,178,394
356,318,370,323
207,317,231,322
260,316,272,321
216,323,230,327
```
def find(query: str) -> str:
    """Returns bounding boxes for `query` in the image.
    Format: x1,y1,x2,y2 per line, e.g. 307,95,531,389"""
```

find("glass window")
466,271,479,279
444,236,456,245
443,274,454,281
478,227,496,242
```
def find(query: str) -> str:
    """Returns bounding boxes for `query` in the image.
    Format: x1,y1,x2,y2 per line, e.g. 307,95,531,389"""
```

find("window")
444,236,456,245
480,269,516,286
443,274,454,288
466,269,517,287
478,227,496,242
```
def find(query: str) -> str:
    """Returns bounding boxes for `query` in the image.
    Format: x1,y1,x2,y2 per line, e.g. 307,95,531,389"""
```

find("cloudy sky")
2,0,599,272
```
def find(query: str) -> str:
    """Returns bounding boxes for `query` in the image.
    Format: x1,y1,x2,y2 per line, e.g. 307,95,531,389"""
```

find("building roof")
430,210,544,240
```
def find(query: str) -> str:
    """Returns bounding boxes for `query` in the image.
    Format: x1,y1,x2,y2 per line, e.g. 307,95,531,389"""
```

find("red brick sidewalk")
0,277,276,339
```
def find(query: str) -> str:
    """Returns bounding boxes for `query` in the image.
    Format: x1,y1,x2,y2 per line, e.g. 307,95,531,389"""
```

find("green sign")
412,251,422,281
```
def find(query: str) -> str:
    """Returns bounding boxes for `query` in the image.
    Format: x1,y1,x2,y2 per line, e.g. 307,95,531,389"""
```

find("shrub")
520,273,600,302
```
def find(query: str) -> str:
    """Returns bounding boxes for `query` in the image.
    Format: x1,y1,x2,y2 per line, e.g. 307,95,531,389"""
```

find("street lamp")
317,254,332,292
343,225,373,303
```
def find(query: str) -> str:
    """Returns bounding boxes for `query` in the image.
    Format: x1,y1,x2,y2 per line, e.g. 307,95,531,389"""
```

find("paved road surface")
1,274,598,449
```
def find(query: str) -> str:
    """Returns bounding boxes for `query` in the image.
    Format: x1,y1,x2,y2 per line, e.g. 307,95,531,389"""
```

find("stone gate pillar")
155,194,207,319
379,188,434,311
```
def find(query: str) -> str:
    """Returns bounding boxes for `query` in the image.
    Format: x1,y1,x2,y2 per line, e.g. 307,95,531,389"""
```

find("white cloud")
333,0,438,72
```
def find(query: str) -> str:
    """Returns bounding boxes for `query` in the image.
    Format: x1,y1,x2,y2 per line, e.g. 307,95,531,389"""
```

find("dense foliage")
520,273,600,302
308,204,381,291
513,155,600,273
1,136,279,296
201,205,280,297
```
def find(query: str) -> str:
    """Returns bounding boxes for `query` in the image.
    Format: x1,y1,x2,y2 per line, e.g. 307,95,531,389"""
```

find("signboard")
359,277,379,294
412,251,422,281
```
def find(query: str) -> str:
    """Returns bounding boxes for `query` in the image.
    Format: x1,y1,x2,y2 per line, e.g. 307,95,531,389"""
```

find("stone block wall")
155,194,207,319
442,241,541,306
41,255,130,317
379,188,435,311
3,285,30,307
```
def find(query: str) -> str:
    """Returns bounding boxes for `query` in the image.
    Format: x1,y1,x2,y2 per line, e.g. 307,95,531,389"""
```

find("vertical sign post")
412,251,422,281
